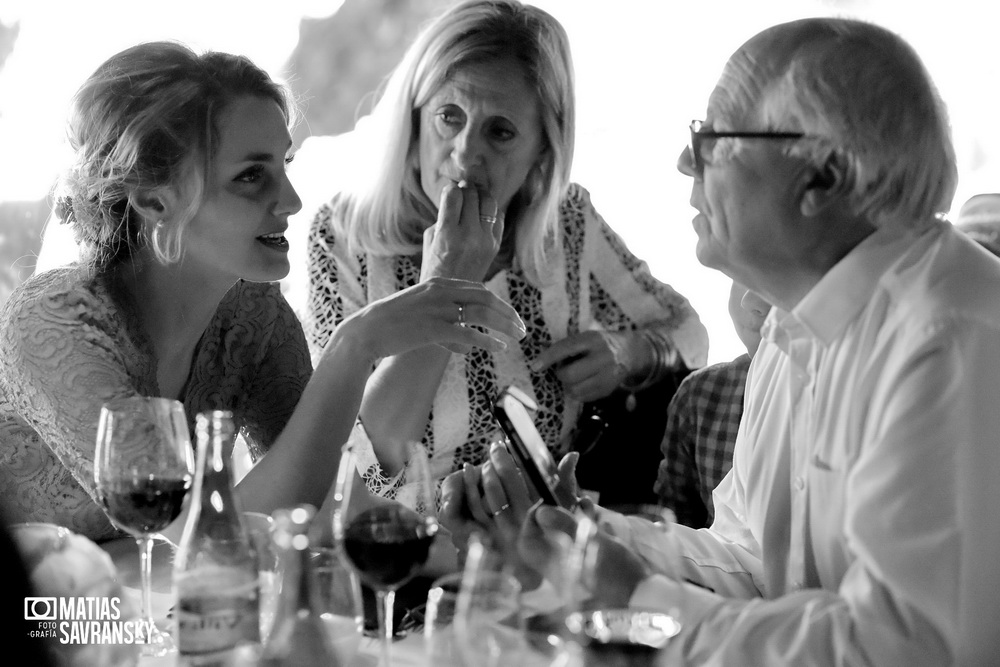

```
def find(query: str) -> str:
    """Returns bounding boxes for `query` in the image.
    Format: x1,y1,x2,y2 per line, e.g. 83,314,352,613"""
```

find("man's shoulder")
682,355,751,388
671,354,751,406
889,224,1000,327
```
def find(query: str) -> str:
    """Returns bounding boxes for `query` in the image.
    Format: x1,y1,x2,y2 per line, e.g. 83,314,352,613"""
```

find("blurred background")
1,0,996,364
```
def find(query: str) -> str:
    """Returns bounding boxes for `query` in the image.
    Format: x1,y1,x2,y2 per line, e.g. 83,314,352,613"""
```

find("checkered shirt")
654,354,751,528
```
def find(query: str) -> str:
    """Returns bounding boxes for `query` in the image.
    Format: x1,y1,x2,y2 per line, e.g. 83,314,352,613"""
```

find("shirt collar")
766,222,938,347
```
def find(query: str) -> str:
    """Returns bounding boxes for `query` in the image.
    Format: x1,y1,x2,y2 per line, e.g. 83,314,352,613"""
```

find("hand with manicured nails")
420,180,504,282
331,277,526,361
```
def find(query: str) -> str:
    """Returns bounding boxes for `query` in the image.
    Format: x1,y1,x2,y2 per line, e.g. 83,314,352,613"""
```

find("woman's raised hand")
420,180,504,282
333,277,526,362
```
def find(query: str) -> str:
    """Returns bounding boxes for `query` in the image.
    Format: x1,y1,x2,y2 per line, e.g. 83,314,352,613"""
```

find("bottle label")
176,568,260,655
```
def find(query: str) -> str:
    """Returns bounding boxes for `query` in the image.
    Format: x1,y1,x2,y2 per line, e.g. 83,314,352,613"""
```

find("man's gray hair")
754,18,957,229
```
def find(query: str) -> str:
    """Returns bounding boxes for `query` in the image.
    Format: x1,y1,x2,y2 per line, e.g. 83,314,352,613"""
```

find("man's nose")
677,145,696,178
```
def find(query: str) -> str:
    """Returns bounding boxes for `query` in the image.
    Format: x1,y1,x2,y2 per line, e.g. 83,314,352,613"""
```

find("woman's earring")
149,219,168,261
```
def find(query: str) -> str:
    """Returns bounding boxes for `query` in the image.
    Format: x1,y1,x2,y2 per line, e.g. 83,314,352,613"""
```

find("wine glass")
309,545,365,665
94,396,194,657
452,533,526,667
564,505,684,667
332,441,439,666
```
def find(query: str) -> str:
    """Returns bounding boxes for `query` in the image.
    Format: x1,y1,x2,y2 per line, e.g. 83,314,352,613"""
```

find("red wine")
101,476,191,534
342,505,436,589
582,639,660,667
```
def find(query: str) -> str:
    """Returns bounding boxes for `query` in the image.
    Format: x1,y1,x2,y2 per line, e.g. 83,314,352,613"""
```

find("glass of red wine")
94,396,194,657
332,441,438,666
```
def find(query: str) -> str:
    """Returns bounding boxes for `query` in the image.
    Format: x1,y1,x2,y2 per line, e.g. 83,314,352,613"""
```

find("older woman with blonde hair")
305,0,708,500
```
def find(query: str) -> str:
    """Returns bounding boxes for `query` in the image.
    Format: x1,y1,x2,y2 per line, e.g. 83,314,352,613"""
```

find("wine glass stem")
136,535,155,631
376,588,395,666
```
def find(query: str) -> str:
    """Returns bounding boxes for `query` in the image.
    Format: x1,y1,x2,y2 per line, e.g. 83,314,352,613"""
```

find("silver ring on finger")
491,502,511,518
457,303,466,326
479,214,497,225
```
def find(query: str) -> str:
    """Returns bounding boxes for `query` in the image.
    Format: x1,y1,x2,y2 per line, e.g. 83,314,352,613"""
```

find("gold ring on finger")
491,502,511,518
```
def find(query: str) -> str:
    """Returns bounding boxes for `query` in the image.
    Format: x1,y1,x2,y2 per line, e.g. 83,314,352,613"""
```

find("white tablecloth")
107,538,547,667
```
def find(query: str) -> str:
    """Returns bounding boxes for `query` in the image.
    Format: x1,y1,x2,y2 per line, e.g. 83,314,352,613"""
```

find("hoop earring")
149,220,169,262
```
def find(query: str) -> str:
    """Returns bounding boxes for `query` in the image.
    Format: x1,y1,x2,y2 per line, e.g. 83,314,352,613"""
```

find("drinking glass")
94,396,194,657
309,546,365,665
243,511,279,640
424,571,463,665
564,504,684,667
452,534,525,667
332,441,438,666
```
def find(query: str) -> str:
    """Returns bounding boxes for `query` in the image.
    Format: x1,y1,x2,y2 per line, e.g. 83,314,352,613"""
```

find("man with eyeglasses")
442,15,1000,666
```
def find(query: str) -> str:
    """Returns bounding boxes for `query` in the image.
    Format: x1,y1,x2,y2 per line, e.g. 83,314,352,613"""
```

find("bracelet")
619,328,678,393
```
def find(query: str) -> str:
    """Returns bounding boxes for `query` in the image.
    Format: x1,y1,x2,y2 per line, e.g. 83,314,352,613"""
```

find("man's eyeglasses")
688,119,805,175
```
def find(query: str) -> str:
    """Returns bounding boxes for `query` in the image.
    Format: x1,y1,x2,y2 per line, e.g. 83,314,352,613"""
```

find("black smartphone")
492,385,577,509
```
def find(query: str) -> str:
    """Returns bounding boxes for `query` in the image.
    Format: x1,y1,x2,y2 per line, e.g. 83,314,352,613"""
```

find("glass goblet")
332,441,438,666
94,396,194,657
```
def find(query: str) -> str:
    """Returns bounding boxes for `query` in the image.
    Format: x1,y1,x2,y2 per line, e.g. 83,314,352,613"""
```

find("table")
105,537,550,667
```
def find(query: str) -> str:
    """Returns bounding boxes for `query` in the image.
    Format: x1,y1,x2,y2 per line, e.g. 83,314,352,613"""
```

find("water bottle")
259,504,342,666
174,410,261,665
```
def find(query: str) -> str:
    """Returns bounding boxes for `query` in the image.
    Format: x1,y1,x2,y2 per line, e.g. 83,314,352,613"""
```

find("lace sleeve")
567,183,709,370
304,201,369,365
233,282,313,459
0,271,145,522
345,422,440,513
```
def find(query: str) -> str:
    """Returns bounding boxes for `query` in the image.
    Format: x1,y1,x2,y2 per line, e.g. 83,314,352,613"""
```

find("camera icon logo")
24,597,57,621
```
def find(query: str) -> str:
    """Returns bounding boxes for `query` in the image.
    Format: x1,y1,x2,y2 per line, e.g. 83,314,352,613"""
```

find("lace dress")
305,183,709,497
0,266,312,542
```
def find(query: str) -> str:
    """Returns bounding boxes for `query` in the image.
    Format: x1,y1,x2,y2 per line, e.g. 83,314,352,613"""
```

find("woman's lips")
256,232,288,250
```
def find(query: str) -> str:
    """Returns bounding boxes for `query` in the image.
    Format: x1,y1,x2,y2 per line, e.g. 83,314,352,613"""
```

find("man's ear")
801,151,849,217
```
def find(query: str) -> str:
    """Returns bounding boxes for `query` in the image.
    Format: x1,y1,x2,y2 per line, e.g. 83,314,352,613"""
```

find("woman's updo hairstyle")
56,41,292,270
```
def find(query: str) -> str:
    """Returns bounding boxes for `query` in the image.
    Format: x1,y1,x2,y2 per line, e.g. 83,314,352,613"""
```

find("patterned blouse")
0,266,312,542
305,183,709,495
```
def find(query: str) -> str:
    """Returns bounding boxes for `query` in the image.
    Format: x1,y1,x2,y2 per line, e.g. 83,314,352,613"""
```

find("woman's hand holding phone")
439,443,583,591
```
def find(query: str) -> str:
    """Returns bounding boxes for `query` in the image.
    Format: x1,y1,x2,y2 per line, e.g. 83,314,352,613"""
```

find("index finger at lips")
438,181,464,228
459,181,481,226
